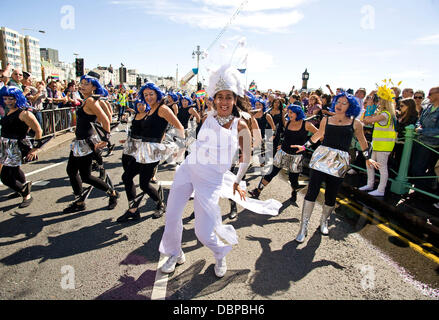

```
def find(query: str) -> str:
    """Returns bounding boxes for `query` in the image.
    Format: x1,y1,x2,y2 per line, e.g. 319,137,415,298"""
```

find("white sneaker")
359,185,373,191
160,252,186,274
368,189,385,197
214,257,227,278
347,169,357,175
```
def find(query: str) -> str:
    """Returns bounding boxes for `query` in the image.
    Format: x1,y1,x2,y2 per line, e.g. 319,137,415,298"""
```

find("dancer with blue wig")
253,98,276,167
0,86,43,208
248,104,318,203
63,75,120,213
166,92,179,115
294,92,379,243
116,83,184,222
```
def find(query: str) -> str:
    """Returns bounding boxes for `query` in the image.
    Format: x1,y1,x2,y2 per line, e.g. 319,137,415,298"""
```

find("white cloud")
414,34,439,45
110,0,307,33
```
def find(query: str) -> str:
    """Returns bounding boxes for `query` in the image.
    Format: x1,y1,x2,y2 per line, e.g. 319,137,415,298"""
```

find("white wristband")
235,162,250,184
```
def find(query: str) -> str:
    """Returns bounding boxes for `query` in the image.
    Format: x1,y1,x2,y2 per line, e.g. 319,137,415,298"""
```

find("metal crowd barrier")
40,105,74,138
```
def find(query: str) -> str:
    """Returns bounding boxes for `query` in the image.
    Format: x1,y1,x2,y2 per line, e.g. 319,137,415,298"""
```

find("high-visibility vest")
372,110,396,152
118,94,127,106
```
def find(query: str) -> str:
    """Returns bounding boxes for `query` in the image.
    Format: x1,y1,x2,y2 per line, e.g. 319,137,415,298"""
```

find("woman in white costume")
159,65,280,278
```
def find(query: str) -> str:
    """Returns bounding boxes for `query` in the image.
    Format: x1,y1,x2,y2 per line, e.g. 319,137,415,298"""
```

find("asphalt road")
0,131,438,301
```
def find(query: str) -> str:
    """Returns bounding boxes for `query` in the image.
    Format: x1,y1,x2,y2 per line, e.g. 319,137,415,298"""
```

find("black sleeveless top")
256,114,268,137
130,105,168,141
177,106,192,129
281,120,308,154
0,109,29,139
322,117,355,152
75,99,97,140
271,112,283,130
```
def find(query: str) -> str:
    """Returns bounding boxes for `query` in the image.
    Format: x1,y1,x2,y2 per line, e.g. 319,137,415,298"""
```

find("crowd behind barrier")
0,68,438,210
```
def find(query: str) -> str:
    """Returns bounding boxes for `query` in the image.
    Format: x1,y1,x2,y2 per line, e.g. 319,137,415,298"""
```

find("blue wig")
245,91,257,109
182,96,193,106
80,75,105,95
102,88,109,97
0,86,29,109
287,104,306,121
168,92,178,103
330,92,361,118
255,98,267,112
138,82,164,105
133,99,148,114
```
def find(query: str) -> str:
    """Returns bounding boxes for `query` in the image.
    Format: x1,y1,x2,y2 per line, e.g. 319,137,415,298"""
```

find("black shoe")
153,201,166,219
19,196,33,208
229,202,237,219
108,191,119,210
117,209,140,223
63,201,86,214
248,188,260,199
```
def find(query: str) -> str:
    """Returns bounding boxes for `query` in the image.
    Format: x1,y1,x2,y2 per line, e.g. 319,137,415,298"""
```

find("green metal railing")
303,124,439,201
352,124,439,200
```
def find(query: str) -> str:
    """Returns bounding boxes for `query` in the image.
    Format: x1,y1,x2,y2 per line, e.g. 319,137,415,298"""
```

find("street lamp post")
192,45,204,89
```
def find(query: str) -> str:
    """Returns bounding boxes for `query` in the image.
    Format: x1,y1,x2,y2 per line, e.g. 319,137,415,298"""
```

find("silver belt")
273,149,303,173
70,135,101,157
123,136,177,164
0,136,31,167
309,145,350,178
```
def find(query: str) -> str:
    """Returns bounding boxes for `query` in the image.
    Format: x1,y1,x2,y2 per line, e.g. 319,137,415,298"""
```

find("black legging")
1,166,26,193
121,154,160,202
263,165,300,190
304,169,344,207
66,152,112,196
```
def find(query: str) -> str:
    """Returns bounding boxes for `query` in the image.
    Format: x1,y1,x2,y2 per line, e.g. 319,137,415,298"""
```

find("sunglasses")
414,96,424,99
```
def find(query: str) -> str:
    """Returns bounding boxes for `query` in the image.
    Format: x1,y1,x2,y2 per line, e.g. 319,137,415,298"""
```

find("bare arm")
266,113,276,131
305,121,318,134
19,110,43,161
85,98,110,133
189,107,201,123
99,101,112,124
251,117,262,148
20,110,42,139
158,104,185,138
362,112,386,125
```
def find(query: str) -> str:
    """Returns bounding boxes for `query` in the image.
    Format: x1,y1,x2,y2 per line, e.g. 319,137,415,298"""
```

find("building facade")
40,48,59,64
0,27,23,70
23,35,42,80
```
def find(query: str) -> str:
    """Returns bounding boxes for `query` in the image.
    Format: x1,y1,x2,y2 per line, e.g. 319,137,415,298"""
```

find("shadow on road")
0,217,146,266
247,232,345,297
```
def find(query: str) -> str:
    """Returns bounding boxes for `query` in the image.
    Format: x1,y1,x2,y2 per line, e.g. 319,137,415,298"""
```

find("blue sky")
3,0,439,93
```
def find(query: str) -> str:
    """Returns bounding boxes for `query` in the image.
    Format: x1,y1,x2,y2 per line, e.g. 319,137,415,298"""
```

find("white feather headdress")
205,37,247,98
207,64,245,98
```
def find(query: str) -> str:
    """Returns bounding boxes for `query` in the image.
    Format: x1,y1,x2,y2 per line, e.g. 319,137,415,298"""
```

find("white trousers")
159,162,234,260
366,151,391,193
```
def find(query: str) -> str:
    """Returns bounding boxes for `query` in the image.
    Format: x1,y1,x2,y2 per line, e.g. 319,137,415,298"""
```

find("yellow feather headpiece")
376,79,402,102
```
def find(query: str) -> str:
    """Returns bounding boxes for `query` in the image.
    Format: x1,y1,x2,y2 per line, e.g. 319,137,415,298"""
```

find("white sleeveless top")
187,114,239,174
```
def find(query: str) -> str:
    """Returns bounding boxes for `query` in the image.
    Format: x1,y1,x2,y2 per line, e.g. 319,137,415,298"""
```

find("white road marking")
151,253,169,300
0,161,67,187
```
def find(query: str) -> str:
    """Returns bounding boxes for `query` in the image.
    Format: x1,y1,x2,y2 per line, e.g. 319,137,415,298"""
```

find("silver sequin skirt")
272,149,303,173
123,136,178,164
309,145,350,178
70,135,101,157
0,137,31,167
